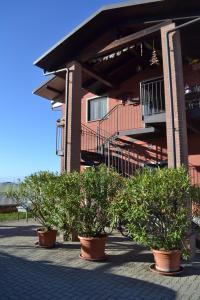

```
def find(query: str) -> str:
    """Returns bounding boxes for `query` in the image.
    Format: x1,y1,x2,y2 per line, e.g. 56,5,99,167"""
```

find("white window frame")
86,96,108,123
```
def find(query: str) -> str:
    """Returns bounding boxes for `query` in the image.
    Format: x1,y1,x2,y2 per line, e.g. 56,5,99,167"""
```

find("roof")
33,76,65,102
34,0,165,71
34,0,200,72
33,0,200,100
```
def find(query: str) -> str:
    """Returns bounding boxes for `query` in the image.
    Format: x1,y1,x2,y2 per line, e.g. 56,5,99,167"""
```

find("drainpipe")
166,17,200,168
43,68,68,77
44,67,69,172
64,70,69,172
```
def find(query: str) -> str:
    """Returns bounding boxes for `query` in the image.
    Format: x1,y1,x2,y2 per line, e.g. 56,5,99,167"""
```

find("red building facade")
33,0,200,185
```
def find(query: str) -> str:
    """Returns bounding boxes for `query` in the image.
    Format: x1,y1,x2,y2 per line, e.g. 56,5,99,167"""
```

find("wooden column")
64,62,82,173
161,23,188,168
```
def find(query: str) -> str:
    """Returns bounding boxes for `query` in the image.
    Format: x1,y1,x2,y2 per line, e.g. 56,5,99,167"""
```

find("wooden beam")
82,53,137,89
82,54,147,94
79,30,117,62
96,20,172,58
46,85,63,94
81,63,114,88
118,14,200,28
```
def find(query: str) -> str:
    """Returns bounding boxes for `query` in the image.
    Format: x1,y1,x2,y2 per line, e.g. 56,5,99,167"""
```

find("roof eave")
33,0,163,69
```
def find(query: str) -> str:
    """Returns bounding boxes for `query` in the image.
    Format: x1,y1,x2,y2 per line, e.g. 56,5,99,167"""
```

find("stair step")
143,113,166,124
117,127,156,137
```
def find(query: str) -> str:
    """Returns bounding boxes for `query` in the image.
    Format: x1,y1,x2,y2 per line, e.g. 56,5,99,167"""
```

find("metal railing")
56,119,200,186
81,126,200,184
104,151,200,185
56,120,105,156
81,123,105,153
141,79,200,117
97,103,143,148
81,121,144,174
56,119,65,156
141,77,165,117
103,144,143,177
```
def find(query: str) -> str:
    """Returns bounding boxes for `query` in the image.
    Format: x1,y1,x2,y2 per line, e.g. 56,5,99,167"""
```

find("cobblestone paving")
0,220,200,300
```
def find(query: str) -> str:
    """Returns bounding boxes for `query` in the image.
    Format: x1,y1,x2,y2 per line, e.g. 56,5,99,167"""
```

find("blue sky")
0,0,123,180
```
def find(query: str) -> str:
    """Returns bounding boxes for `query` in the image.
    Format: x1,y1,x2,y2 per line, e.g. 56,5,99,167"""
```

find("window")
87,97,108,122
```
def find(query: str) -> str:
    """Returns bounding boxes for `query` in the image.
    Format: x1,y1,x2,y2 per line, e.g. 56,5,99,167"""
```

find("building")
33,0,200,185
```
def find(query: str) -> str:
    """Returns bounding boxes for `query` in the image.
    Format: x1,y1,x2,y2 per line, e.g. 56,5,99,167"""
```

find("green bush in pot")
77,164,124,260
111,167,192,272
7,171,59,247
191,185,200,217
52,171,81,241
191,185,200,249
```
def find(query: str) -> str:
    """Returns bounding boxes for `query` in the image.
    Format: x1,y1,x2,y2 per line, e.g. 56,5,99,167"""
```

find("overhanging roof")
34,0,200,72
34,0,163,71
33,76,65,103
33,0,200,99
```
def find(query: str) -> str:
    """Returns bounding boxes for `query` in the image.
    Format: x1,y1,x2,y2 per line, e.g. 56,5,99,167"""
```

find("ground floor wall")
127,133,200,185
80,133,200,185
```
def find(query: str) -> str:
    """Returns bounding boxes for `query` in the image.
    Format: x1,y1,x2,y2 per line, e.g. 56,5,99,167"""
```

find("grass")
0,212,33,222
0,183,17,193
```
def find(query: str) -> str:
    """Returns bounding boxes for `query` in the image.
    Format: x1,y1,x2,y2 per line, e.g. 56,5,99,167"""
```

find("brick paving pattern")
0,220,200,300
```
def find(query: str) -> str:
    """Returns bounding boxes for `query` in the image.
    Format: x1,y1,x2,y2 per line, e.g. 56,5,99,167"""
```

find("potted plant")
191,185,200,217
77,164,123,261
8,172,59,248
111,167,192,273
191,185,200,249
53,171,81,241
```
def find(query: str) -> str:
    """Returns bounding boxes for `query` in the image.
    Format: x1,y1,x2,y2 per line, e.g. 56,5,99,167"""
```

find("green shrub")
77,165,124,237
7,171,59,230
191,185,200,217
53,171,81,239
111,167,192,251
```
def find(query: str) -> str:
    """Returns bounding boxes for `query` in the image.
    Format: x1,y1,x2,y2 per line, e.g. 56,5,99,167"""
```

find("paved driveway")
0,220,200,300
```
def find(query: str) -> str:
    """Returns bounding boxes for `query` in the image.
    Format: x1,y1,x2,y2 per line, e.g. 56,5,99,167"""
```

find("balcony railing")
56,119,65,156
141,79,200,119
140,77,165,117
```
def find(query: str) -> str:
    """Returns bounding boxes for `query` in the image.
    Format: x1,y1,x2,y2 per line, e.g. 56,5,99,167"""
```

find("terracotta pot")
78,235,107,261
37,228,57,248
152,249,181,272
192,201,200,216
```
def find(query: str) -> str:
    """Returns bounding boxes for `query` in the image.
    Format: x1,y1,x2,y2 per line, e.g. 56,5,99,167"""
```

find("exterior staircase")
82,101,159,176
56,77,200,184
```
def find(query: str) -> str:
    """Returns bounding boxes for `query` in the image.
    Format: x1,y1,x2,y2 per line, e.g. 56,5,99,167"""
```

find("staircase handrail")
81,123,98,135
98,104,122,127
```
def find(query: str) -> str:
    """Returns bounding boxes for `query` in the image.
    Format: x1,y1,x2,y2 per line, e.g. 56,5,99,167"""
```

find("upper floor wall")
60,62,200,141
81,66,163,135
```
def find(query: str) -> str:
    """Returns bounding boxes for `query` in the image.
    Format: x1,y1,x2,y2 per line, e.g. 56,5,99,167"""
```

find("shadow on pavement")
0,251,176,300
105,235,154,264
0,223,38,238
